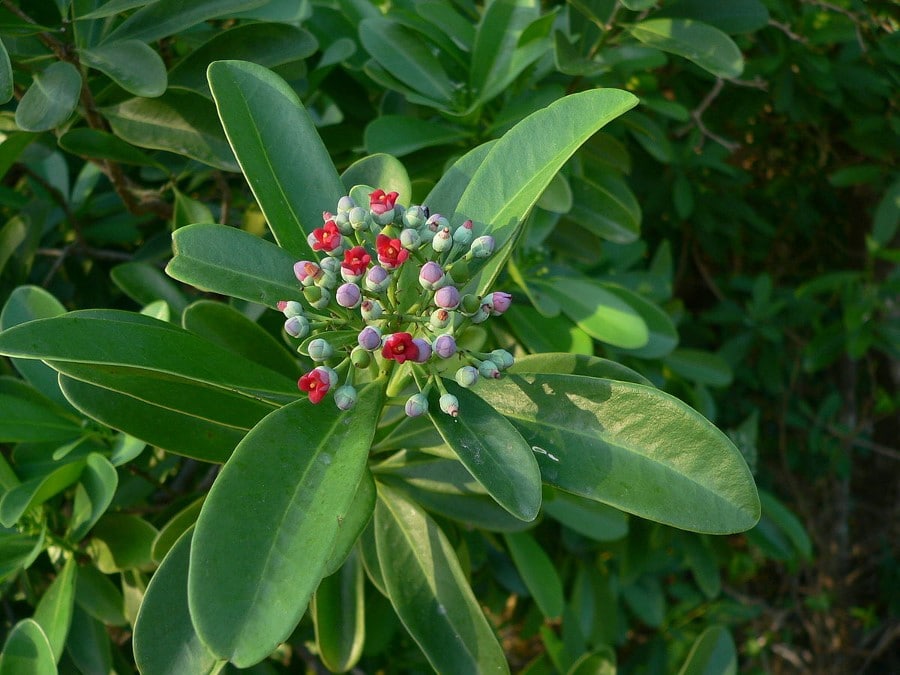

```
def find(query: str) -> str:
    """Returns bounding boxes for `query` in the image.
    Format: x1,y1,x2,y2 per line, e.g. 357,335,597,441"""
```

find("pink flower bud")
412,337,432,362
435,285,460,310
489,291,512,315
336,282,362,308
358,326,382,351
419,261,444,291
433,334,457,359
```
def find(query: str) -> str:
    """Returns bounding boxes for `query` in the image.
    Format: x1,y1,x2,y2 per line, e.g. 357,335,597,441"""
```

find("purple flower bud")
400,228,421,250
337,195,355,214
284,315,309,338
336,282,362,308
453,219,474,245
307,338,333,361
279,300,304,318
360,298,383,322
365,265,390,293
405,393,429,417
470,235,495,258
429,308,452,331
435,285,460,310
455,366,478,388
419,261,445,291
425,213,448,232
412,337,432,362
334,385,358,411
433,334,457,359
488,291,512,315
439,393,459,417
358,326,382,351
294,260,321,286
478,360,501,379
432,227,453,253
490,349,515,370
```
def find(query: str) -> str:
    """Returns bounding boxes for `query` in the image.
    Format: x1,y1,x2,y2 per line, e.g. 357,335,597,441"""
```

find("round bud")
284,315,309,339
439,393,459,417
303,285,330,310
433,334,457,359
455,366,479,388
348,206,369,231
429,308,453,331
453,219,474,245
490,349,515,370
358,326,382,351
425,213,448,232
334,385,358,411
350,345,371,368
365,265,390,293
478,360,501,379
470,235,495,258
360,298,383,322
280,300,305,318
460,293,481,315
432,227,453,253
403,205,427,229
400,228,421,250
307,338,333,361
337,195,355,214
412,337,432,362
419,261,445,291
405,393,429,417
336,282,362,309
435,286,461,310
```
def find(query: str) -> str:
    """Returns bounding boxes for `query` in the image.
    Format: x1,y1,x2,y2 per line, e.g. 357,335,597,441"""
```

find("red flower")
310,220,342,252
369,189,399,216
342,246,371,277
376,234,409,269
298,367,334,404
381,332,419,364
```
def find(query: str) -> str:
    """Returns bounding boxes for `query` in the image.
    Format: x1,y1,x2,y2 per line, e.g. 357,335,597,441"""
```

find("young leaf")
428,380,541,522
0,619,56,675
15,62,82,132
341,154,412,207
68,453,118,542
207,60,344,257
313,549,366,673
628,19,744,78
473,374,760,534
374,483,510,674
188,384,383,667
0,461,85,528
33,557,77,663
133,529,224,675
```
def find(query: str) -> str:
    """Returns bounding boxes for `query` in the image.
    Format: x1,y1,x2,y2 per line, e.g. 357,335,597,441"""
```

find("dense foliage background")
0,0,896,673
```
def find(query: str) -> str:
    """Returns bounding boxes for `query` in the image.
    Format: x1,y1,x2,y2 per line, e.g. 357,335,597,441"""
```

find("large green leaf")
133,529,224,675
166,224,299,309
103,91,238,171
59,128,159,166
341,154,412,208
425,141,495,217
0,619,56,675
103,0,265,43
188,384,383,667
322,471,376,577
168,24,317,98
359,18,455,106
568,174,641,244
533,277,649,349
313,549,366,673
628,18,743,78
33,557,76,663
364,117,468,157
0,377,82,443
655,0,770,34
207,60,344,257
602,284,678,359
88,513,157,572
374,483,509,673
474,374,760,534
79,40,166,97
15,62,81,132
677,625,737,675
428,380,541,522
509,352,652,386
450,88,638,294
111,261,188,314
503,532,564,618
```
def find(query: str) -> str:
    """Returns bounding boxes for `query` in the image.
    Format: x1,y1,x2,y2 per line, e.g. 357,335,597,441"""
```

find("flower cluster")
277,188,514,417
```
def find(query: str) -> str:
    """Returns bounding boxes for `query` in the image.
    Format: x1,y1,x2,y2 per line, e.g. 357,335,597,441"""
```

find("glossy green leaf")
568,174,641,244
0,38,12,104
33,557,76,663
182,300,299,376
543,490,629,541
88,513,157,572
341,154,412,210
168,24,317,97
103,91,238,171
374,483,509,674
394,480,533,532
313,549,366,673
15,62,82,132
533,277,649,349
473,374,760,533
208,60,344,257
359,18,455,105
536,173,573,214
323,471,375,577
357,522,386,596
79,40,166,97
509,353,653,387
68,453,118,542
151,497,203,563
470,0,537,102
664,348,733,387
0,619,56,675
504,532,564,618
628,19,743,78
656,0,770,34
365,116,467,157
134,529,224,675
111,261,188,314
428,380,541,522
0,218,27,277
74,565,127,626
0,377,81,443
189,384,383,667
103,0,265,43
416,1,475,51
58,128,159,166
602,284,678,359
167,224,298,308
0,460,84,527
1,287,71,407
425,141,495,216
0,532,42,582
504,305,594,357
65,606,112,674
451,88,638,294
677,625,737,675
